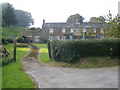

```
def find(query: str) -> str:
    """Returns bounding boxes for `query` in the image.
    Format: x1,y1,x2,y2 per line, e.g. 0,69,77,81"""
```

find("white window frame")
100,28,104,33
56,36,60,40
49,36,53,41
93,28,96,33
83,28,86,32
62,28,66,33
70,28,74,33
34,36,40,41
49,28,54,33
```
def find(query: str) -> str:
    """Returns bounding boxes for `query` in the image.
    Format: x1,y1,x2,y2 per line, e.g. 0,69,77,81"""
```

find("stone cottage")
34,19,109,43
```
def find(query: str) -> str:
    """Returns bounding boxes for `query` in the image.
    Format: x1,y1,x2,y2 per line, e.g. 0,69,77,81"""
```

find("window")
93,28,96,33
83,28,86,32
34,36,40,41
62,28,66,33
70,28,74,33
62,36,66,40
100,28,104,33
49,36,53,41
49,28,54,33
56,36,60,40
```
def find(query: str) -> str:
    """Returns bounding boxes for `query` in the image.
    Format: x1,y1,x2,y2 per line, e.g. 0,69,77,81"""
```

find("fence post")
13,38,16,62
47,42,51,58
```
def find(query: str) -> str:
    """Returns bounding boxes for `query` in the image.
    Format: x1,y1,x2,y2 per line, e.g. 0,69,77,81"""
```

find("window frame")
49,28,54,33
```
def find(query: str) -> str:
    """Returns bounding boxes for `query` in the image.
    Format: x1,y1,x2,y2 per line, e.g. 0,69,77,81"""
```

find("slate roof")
43,22,109,28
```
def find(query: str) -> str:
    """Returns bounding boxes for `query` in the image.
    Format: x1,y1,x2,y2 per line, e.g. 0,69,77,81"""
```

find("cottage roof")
43,22,109,28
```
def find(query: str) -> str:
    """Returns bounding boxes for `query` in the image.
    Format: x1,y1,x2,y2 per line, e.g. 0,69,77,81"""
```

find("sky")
0,0,120,28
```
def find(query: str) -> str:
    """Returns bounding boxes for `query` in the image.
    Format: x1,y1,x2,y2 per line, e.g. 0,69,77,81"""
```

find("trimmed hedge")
49,39,119,62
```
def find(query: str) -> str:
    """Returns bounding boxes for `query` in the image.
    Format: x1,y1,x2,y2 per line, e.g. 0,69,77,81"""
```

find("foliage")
6,38,13,43
89,16,106,23
2,44,35,88
1,45,10,57
15,10,34,27
104,10,120,38
50,39,120,63
2,3,17,27
2,36,8,45
2,2,34,27
66,14,84,23
16,36,24,43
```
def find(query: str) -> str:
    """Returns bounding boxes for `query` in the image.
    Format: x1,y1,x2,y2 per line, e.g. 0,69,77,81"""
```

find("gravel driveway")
22,44,118,88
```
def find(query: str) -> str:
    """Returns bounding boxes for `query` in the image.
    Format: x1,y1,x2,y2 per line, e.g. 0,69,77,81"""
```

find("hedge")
49,39,119,62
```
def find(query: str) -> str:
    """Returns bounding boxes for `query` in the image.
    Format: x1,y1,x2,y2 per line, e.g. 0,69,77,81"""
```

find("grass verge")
2,44,35,88
48,57,118,68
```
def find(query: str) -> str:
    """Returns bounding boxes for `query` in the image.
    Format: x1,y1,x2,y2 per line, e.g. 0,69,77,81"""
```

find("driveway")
22,44,118,88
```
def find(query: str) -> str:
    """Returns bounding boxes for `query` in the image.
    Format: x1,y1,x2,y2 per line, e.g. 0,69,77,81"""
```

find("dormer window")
62,28,66,33
49,28,54,33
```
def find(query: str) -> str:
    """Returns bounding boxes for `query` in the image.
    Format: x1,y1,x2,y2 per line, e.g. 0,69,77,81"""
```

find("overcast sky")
0,0,120,27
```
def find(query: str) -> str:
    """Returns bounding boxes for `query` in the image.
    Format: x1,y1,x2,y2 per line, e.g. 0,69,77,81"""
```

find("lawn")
2,44,35,88
33,44,49,63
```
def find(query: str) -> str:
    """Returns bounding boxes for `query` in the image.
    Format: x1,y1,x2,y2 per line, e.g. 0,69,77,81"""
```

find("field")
2,44,35,88
2,27,26,39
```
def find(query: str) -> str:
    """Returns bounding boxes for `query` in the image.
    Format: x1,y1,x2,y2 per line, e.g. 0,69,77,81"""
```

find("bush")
0,45,12,66
2,37,8,45
40,38,48,43
7,38,13,43
16,36,24,43
49,39,120,62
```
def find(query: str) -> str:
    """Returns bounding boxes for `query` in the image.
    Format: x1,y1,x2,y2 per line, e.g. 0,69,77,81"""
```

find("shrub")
7,38,13,43
16,36,24,43
49,39,120,62
2,37,8,45
0,45,12,66
40,38,48,43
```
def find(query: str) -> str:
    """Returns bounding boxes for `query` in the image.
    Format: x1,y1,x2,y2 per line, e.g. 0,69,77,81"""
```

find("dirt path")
22,44,118,88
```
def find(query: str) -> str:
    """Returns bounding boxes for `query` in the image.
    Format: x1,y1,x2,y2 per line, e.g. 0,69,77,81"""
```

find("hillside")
2,27,27,39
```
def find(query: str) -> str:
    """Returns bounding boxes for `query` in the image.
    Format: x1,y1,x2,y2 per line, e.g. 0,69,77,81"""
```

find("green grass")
0,67,2,89
33,44,49,63
2,44,35,88
48,57,118,68
2,27,26,39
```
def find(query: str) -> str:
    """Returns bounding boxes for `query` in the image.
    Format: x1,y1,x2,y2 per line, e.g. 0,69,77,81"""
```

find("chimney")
42,19,45,28
43,19,45,25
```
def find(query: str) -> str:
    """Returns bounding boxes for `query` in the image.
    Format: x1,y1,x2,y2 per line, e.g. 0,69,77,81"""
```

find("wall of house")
39,27,106,41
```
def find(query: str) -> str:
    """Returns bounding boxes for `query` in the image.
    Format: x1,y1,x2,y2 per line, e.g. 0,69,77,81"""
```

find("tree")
66,14,84,23
89,16,106,23
2,3,17,27
104,10,120,38
14,10,34,27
